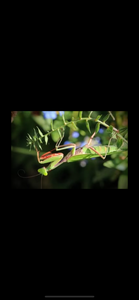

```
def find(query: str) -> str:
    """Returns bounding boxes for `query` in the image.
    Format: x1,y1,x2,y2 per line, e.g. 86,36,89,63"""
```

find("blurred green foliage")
11,111,128,189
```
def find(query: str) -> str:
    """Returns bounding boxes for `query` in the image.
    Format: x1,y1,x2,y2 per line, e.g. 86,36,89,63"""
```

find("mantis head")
38,167,48,176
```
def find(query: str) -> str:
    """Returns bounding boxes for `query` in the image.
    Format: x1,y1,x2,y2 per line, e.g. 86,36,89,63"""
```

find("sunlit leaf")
102,114,109,123
50,120,54,131
95,123,100,133
117,138,123,149
45,135,48,145
51,130,61,142
118,175,128,189
62,114,66,125
95,115,102,121
79,111,83,119
106,125,113,134
37,126,44,137
39,137,43,144
86,120,91,133
67,122,79,131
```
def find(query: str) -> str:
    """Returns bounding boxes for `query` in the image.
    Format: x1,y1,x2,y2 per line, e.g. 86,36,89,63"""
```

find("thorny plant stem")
37,117,128,144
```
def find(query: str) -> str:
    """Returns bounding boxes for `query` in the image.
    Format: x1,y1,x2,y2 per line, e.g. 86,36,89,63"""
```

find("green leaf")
37,142,42,150
57,129,62,139
37,126,44,137
117,138,123,149
33,128,37,138
119,127,128,138
39,137,43,144
79,111,83,119
72,121,78,130
95,115,102,121
95,123,100,133
89,111,93,118
67,122,79,131
62,114,66,125
106,125,113,134
26,134,33,148
103,160,115,168
45,135,48,145
50,120,54,131
86,120,91,133
33,136,37,142
120,142,128,151
115,161,128,171
57,128,65,140
33,128,38,141
102,114,109,123
118,175,128,189
27,133,32,140
51,130,61,142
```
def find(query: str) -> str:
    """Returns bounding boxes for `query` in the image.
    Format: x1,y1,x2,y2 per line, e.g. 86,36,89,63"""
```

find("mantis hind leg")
88,147,106,159
87,132,96,147
86,132,106,159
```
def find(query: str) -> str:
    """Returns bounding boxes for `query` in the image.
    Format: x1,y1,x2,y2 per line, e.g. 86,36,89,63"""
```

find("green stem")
28,114,128,150
11,146,37,155
40,117,128,144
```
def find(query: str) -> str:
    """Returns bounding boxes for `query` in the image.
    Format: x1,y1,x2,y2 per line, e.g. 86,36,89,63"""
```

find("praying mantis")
36,131,119,176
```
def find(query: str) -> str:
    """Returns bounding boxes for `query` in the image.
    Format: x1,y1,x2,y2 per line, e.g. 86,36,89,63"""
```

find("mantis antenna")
17,169,41,179
18,169,44,189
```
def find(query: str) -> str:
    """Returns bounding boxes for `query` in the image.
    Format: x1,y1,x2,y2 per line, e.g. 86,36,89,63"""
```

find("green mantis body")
36,132,119,176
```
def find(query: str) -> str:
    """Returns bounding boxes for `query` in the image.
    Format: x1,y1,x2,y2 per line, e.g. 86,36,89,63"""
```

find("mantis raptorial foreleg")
36,141,76,175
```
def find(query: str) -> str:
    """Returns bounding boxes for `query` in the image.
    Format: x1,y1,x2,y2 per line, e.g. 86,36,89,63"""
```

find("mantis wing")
67,146,119,163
